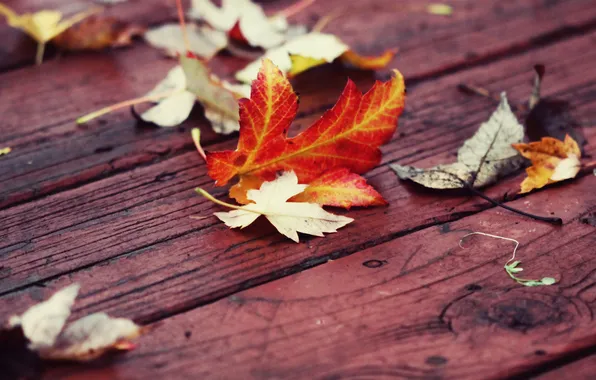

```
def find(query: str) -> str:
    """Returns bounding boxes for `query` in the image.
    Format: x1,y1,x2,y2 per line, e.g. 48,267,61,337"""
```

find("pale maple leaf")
197,171,354,242
7,284,145,361
391,93,525,189
512,134,581,193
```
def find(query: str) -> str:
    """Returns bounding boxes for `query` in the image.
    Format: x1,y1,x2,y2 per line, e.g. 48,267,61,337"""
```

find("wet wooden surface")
0,0,595,379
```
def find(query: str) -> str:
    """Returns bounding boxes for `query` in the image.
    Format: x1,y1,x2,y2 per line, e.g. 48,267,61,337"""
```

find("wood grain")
2,0,596,209
1,31,594,323
41,174,596,379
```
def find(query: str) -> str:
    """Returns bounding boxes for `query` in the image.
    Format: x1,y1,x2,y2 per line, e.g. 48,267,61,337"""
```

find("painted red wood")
1,31,594,323
41,175,596,379
2,0,596,209
536,354,596,380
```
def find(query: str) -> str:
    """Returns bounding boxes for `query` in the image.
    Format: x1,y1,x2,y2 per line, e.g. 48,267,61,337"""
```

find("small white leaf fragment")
6,284,144,361
198,171,353,242
145,23,227,59
391,93,525,189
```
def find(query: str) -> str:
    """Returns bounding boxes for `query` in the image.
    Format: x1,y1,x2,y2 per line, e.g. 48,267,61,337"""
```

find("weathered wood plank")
42,175,596,379
535,353,596,379
2,0,596,209
1,32,594,323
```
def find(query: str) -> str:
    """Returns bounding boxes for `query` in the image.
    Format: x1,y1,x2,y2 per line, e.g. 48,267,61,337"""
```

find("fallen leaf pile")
78,53,250,133
3,284,145,362
513,135,581,193
195,58,405,241
206,58,405,205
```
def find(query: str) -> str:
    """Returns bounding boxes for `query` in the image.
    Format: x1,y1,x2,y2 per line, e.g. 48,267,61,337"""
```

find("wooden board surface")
43,175,596,379
0,0,595,379
1,28,595,318
2,0,596,209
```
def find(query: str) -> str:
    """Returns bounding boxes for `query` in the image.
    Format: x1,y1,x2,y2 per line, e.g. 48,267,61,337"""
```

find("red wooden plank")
2,0,596,209
1,32,594,321
535,354,596,380
42,175,596,379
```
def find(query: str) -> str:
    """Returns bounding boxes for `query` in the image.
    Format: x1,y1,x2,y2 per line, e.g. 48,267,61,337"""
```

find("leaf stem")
582,160,596,172
191,128,207,162
280,0,316,18
195,188,244,210
457,83,528,113
175,0,191,53
77,89,180,124
312,9,342,32
464,184,563,225
36,42,46,65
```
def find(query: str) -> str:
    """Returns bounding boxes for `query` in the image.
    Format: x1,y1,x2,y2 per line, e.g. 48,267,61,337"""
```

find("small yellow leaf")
0,147,11,156
426,3,453,16
0,3,101,63
512,134,581,193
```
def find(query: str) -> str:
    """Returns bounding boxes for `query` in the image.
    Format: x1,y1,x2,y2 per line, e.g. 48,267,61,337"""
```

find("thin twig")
280,0,316,18
77,89,180,124
191,128,207,162
464,184,563,224
176,0,191,52
458,83,528,113
312,9,342,32
459,232,520,263
35,43,46,65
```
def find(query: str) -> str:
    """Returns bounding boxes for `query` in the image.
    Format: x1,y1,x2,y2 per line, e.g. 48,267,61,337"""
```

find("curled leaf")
8,284,79,350
512,134,581,193
38,313,143,361
51,15,145,50
391,93,525,189
6,284,145,361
